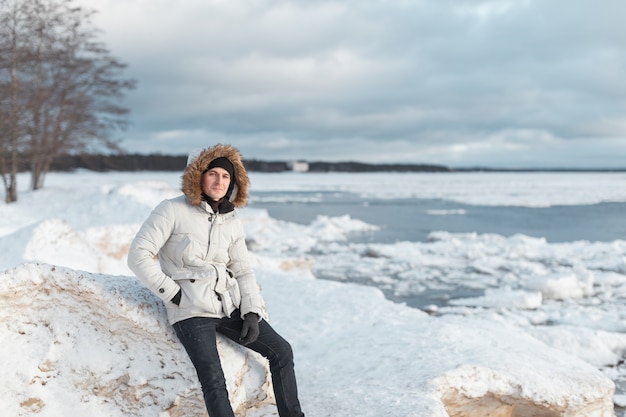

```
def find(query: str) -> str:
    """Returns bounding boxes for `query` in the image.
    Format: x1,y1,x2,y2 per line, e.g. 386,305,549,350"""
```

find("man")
127,144,305,417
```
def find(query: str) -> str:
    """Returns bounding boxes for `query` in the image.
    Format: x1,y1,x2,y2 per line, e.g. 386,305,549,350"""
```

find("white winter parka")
127,145,264,325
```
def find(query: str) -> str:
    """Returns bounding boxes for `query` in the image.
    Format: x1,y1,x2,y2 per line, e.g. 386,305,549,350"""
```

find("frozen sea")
247,171,626,413
249,184,626,308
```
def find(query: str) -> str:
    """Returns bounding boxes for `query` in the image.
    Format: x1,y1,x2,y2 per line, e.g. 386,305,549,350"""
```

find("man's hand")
240,313,260,345
171,289,182,306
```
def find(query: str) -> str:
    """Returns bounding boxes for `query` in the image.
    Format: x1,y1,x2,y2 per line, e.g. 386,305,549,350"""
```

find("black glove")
171,289,182,306
240,313,260,345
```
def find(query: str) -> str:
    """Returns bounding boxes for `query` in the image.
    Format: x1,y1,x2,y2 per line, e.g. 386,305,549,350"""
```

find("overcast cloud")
84,0,626,168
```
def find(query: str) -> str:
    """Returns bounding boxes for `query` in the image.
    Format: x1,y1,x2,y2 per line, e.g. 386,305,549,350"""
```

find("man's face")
202,167,231,201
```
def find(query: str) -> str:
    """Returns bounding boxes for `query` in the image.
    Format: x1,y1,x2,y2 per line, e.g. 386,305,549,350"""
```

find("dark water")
249,191,626,243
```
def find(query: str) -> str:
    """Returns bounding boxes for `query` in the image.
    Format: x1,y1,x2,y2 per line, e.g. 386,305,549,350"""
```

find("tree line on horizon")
44,153,453,173
19,152,622,176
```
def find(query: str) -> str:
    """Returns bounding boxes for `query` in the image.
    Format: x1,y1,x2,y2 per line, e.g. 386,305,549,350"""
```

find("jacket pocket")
174,271,221,315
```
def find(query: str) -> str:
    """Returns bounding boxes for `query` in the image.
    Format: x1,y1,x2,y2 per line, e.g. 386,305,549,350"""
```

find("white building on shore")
288,161,309,172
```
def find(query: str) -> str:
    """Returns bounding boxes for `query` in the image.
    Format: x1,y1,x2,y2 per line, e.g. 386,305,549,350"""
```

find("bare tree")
0,0,134,201
0,0,30,203
26,0,135,190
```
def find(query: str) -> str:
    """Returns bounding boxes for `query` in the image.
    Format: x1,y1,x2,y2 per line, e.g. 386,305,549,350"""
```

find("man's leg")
218,312,305,417
173,317,236,417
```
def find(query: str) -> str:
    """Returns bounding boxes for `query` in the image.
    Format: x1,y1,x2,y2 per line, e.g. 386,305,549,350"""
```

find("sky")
82,0,626,168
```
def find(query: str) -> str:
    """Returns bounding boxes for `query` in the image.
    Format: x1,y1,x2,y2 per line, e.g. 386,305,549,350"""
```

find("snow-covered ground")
1,170,625,417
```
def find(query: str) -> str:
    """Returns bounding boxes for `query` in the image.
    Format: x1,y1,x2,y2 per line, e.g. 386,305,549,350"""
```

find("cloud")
84,0,626,168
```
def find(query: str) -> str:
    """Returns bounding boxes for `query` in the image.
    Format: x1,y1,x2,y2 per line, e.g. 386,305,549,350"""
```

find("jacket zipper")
207,212,216,258
207,213,222,302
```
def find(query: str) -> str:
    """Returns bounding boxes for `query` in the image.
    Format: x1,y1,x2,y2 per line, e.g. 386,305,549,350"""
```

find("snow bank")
0,262,272,417
257,261,615,417
1,260,615,417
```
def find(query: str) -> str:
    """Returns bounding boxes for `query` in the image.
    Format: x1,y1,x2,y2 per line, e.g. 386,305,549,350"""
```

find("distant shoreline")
45,153,626,173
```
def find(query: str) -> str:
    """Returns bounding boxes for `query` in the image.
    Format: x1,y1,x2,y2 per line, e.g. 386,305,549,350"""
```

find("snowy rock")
527,271,595,300
0,263,273,417
431,317,615,417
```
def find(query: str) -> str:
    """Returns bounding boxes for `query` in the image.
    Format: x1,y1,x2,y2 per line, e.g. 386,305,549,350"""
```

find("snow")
248,171,626,207
1,170,625,417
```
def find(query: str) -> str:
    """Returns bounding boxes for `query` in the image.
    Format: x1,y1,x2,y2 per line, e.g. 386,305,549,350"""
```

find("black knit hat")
205,157,235,180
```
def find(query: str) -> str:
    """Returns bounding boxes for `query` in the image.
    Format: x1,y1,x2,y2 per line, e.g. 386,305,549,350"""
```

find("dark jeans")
173,312,305,417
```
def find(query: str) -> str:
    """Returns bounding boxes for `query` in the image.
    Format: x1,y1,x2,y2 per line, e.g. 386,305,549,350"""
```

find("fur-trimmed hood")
182,144,249,207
